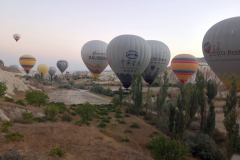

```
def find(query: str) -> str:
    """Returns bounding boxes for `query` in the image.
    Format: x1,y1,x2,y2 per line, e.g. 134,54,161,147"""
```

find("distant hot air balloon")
13,34,21,42
37,64,49,78
142,40,171,85
81,40,108,79
48,66,57,82
202,17,240,91
19,55,36,75
171,54,198,84
9,65,18,70
57,60,68,73
106,35,151,88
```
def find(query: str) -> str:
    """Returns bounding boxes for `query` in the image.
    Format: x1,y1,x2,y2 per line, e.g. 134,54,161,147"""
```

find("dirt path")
47,89,110,105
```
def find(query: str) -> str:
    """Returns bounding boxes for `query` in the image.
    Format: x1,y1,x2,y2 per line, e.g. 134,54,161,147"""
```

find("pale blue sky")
0,0,239,71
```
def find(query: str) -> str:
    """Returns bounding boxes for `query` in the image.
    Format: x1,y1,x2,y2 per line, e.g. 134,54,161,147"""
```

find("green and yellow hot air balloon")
19,55,36,75
37,64,49,78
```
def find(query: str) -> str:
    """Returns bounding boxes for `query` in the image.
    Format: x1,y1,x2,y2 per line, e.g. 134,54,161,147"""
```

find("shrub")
125,107,146,116
144,115,153,121
48,148,66,157
121,137,130,142
124,129,133,134
70,104,77,107
58,84,71,89
74,84,85,89
1,121,13,133
22,111,34,123
115,113,122,118
124,114,130,117
15,99,26,106
25,90,49,107
0,150,23,160
117,119,126,124
75,102,95,121
101,118,110,123
75,119,90,126
183,133,226,160
110,123,118,130
130,123,140,129
211,128,226,147
147,135,190,160
5,132,24,141
61,113,73,122
44,106,58,121
4,97,15,103
71,112,77,116
58,105,67,114
0,82,7,97
90,85,114,96
98,122,107,128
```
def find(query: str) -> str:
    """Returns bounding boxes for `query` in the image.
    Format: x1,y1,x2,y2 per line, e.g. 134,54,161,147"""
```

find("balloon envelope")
37,64,49,77
171,54,198,84
13,34,21,42
81,40,108,78
19,55,36,74
106,35,151,88
57,60,68,73
48,66,57,76
9,65,18,70
142,40,171,85
202,17,240,91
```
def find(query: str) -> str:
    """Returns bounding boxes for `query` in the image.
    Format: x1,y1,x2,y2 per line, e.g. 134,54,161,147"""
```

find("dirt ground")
47,89,110,105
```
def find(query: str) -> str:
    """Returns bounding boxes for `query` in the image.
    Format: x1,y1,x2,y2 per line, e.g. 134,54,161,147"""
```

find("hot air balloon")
13,34,21,42
19,55,36,75
106,35,151,88
48,66,57,82
202,17,240,91
37,64,49,78
81,40,108,79
57,60,68,73
9,65,18,70
142,40,171,85
171,54,198,84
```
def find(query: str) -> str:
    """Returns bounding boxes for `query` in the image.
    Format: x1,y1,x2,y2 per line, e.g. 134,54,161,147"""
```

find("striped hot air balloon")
19,55,36,75
171,54,198,84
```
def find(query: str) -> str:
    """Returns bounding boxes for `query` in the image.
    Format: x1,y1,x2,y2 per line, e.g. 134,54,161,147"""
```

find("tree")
195,70,206,131
119,87,123,102
169,104,176,139
156,70,169,116
68,80,75,87
175,92,185,141
223,76,240,159
145,88,153,114
75,102,95,121
45,106,58,121
25,90,49,107
205,80,217,136
131,71,143,116
147,134,190,160
111,97,121,109
0,82,7,97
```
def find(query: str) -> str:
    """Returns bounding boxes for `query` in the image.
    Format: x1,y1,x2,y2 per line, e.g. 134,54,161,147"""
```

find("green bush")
74,84,86,89
71,112,77,116
110,123,118,130
117,119,126,124
75,119,90,126
101,118,110,123
75,102,95,121
98,122,107,128
115,113,122,118
147,135,190,160
44,106,58,121
212,128,226,147
4,97,15,103
70,104,77,107
61,113,73,122
58,84,71,89
1,121,13,133
183,133,226,160
22,111,34,123
25,90,49,107
90,85,114,97
15,99,26,106
121,137,130,142
125,107,146,116
5,132,24,142
124,114,130,117
124,129,133,134
130,123,140,129
48,148,66,157
0,82,7,97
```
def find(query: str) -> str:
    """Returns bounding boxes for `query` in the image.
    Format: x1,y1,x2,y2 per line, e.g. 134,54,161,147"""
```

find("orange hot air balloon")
19,55,36,75
171,54,198,84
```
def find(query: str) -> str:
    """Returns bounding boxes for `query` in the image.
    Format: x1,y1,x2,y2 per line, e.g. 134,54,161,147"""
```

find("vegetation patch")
121,137,130,142
48,148,66,157
124,129,133,134
15,99,26,106
98,122,107,128
5,132,24,142
1,121,13,133
130,123,140,129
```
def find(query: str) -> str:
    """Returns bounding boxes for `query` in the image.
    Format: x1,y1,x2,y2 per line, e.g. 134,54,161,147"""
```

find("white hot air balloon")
141,40,171,85
9,65,18,70
57,60,68,73
106,35,151,88
81,40,108,78
13,34,21,42
48,66,57,82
